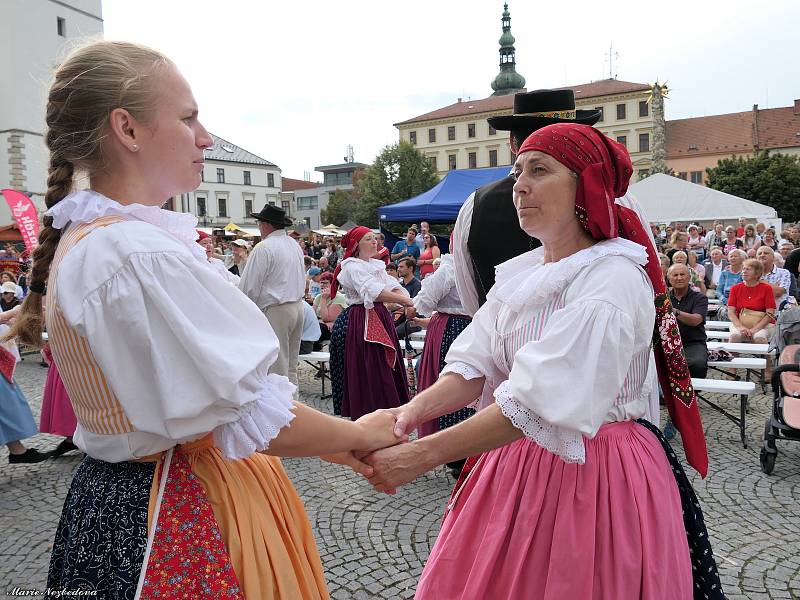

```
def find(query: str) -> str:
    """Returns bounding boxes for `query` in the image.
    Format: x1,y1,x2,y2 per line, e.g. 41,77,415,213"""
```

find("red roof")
395,79,651,125
666,102,800,157
281,177,319,192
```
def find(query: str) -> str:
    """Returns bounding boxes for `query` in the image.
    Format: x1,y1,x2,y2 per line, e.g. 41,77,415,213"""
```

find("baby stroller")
761,306,800,474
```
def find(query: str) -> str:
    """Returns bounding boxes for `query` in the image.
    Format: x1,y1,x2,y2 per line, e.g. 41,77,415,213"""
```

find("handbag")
739,307,767,329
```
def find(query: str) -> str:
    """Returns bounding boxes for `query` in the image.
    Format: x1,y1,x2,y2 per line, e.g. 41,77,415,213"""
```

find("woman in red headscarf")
362,124,721,599
329,226,413,419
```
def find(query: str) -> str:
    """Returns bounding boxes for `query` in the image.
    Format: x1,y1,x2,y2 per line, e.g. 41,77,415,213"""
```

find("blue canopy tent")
379,166,510,224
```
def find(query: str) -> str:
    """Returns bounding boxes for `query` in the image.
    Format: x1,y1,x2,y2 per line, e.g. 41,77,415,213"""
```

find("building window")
244,197,253,217
468,123,476,138
448,154,457,170
243,170,251,185
57,17,66,36
297,196,319,210
282,200,290,213
638,133,650,153
468,152,477,169
489,149,498,167
639,101,649,117
323,172,353,186
200,169,204,182
595,107,604,122
197,197,207,216
216,168,225,183
447,126,455,141
218,197,227,218
616,104,626,120
690,171,703,184
489,124,497,135
267,173,275,187
409,131,417,145
428,156,437,170
616,135,627,148
428,128,436,143
677,172,687,180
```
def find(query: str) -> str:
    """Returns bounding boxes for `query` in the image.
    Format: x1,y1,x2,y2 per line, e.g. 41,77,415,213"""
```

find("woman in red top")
418,233,440,279
727,258,776,345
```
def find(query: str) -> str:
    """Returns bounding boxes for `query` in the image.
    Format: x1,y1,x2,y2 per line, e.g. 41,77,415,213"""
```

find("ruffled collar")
46,190,206,263
493,238,649,312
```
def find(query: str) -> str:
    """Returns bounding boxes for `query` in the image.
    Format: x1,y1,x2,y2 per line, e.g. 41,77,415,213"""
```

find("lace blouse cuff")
441,361,484,381
213,374,296,460
494,380,586,464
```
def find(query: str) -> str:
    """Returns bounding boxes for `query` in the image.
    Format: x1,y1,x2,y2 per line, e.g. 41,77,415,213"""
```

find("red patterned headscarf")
517,123,709,476
331,226,371,297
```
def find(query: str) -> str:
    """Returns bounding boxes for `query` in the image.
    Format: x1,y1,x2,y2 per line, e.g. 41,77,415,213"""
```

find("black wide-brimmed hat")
251,204,292,227
487,89,602,133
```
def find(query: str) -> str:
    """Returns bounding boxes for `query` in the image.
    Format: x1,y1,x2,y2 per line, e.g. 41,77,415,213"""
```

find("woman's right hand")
354,409,409,453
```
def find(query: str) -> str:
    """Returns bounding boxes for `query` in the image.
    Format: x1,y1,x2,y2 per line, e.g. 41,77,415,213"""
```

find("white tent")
628,174,777,224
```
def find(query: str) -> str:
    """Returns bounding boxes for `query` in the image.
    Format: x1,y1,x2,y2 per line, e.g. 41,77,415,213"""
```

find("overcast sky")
102,0,798,181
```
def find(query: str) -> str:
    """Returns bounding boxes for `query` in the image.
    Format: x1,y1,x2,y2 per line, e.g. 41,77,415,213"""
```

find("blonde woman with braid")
11,41,403,597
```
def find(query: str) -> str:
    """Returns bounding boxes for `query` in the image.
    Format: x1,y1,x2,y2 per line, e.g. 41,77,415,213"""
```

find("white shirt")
239,229,305,309
337,257,408,308
45,190,296,462
711,261,724,286
443,239,655,464
413,254,467,317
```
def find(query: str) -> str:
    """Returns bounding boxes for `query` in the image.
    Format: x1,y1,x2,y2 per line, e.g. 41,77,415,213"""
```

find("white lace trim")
46,190,207,263
212,373,296,460
441,361,484,381
494,380,586,464
493,238,649,312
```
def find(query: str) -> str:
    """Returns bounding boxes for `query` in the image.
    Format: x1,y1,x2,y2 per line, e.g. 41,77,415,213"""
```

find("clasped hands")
323,403,432,494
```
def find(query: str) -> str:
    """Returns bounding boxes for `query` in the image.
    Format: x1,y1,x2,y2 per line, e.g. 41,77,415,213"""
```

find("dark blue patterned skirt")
330,305,350,415
438,315,474,430
47,456,155,599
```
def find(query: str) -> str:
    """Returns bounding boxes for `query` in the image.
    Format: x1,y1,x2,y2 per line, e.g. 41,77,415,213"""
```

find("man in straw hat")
239,205,306,388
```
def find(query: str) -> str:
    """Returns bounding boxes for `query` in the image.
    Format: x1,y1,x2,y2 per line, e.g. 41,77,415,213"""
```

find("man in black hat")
452,89,602,316
239,205,306,389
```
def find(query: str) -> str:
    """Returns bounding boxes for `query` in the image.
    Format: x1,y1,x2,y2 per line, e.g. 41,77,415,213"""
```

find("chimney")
795,99,800,115
457,97,462,103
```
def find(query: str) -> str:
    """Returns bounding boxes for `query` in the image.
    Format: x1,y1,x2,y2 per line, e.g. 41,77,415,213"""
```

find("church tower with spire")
491,3,526,96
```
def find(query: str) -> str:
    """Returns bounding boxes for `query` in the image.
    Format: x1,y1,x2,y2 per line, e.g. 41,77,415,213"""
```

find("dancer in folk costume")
364,124,722,599
9,41,401,599
329,226,412,419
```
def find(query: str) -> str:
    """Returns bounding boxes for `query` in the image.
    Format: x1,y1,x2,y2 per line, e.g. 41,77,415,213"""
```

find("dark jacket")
702,258,729,288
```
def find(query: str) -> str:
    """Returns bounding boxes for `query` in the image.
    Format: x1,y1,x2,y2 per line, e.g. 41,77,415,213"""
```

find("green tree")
353,141,439,227
320,189,357,226
705,151,800,222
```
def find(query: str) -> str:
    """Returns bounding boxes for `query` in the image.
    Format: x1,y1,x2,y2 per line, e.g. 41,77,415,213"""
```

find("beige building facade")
395,79,656,181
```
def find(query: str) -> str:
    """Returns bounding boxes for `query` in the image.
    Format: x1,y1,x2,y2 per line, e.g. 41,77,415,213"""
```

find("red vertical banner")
1,189,40,253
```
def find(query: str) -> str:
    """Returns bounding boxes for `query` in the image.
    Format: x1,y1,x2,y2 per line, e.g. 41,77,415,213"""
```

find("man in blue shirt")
391,227,421,263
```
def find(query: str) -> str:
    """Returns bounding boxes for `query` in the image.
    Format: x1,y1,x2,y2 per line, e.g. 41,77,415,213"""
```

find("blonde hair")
743,258,764,277
7,41,171,347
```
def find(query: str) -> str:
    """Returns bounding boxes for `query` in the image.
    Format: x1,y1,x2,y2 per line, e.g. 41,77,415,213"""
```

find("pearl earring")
131,144,139,152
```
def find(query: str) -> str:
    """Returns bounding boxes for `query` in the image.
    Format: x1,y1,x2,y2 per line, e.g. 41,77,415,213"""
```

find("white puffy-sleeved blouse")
336,257,409,308
413,254,467,317
442,238,655,464
45,190,296,462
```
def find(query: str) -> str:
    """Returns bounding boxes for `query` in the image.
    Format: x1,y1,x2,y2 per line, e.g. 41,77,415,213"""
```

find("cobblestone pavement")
1,356,799,599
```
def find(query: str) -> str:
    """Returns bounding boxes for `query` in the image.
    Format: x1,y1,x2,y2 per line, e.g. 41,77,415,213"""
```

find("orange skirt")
149,435,328,599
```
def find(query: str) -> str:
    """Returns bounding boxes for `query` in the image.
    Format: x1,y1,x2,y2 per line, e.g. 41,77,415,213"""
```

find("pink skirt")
39,351,77,437
415,421,692,600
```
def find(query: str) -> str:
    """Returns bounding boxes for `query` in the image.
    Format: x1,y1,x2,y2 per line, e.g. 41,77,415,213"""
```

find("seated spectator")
716,249,745,307
703,247,728,299
686,224,706,261
299,300,322,355
306,266,323,301
665,231,688,263
394,257,421,339
722,226,743,256
317,255,332,273
323,238,339,269
728,258,776,346
658,253,671,289
705,223,725,254
671,251,705,294
757,246,792,309
762,228,778,251
686,250,706,290
667,264,708,378
391,227,421,263
755,222,767,241
0,282,20,312
740,224,760,250
312,272,347,350
385,262,399,280
735,217,747,238
783,244,800,279
0,271,23,301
